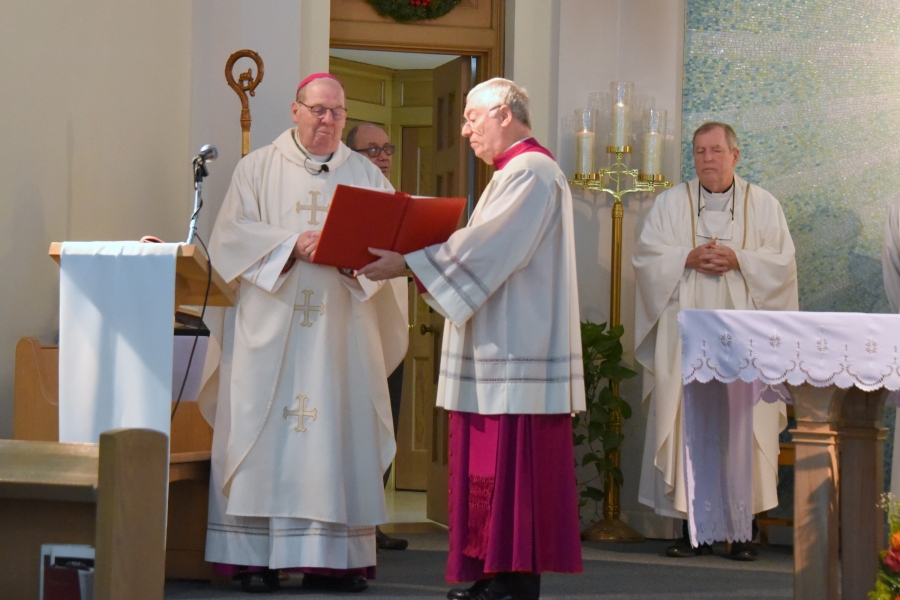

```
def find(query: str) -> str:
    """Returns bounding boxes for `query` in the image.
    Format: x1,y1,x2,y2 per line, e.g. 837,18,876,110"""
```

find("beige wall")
0,1,194,438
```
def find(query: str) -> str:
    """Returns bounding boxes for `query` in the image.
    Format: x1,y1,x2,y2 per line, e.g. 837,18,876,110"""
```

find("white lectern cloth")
679,308,900,545
59,242,178,443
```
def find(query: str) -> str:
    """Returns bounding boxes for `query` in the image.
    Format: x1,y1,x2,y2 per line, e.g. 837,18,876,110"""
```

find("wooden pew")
13,336,214,580
0,428,168,600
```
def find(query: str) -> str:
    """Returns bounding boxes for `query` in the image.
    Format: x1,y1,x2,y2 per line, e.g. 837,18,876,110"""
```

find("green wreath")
366,0,463,23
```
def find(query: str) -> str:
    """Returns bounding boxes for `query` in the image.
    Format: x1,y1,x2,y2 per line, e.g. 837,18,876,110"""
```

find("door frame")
330,0,505,196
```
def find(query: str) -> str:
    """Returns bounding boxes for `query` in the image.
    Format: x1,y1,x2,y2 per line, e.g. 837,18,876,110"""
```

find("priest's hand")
293,230,321,263
357,248,407,281
686,240,739,275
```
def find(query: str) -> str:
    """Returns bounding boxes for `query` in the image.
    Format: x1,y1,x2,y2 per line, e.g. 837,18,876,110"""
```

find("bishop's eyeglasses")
353,145,396,158
297,101,347,120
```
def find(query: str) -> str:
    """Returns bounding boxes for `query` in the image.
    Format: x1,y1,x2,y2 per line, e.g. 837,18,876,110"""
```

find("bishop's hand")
357,248,407,281
293,230,321,263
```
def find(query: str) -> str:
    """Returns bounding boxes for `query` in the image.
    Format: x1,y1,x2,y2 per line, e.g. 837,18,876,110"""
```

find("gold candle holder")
569,146,671,543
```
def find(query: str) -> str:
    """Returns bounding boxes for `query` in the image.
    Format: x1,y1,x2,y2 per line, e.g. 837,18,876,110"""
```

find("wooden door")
425,56,472,525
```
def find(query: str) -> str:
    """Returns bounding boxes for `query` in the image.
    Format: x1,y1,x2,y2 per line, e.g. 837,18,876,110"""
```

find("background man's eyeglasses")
354,145,396,157
298,101,347,120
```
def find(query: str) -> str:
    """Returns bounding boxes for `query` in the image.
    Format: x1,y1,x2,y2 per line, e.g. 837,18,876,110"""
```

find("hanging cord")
172,234,213,421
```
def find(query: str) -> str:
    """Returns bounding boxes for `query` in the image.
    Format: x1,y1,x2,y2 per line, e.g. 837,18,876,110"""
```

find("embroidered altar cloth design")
680,309,900,392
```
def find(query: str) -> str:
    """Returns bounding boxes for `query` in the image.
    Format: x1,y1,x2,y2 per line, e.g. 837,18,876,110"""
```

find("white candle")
642,131,663,175
576,131,594,175
612,102,629,147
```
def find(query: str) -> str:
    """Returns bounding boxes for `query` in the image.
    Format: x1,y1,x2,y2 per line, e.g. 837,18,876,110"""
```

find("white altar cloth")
678,308,900,546
59,242,178,443
681,309,900,391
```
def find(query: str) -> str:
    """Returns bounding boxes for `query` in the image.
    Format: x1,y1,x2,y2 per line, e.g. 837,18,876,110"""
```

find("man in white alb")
881,197,900,498
345,120,408,552
633,122,797,560
203,73,408,593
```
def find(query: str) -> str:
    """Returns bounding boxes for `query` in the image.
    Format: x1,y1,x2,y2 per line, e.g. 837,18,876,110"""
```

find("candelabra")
570,83,672,543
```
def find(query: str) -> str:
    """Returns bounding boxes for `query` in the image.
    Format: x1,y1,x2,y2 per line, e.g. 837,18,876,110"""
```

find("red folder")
312,185,466,270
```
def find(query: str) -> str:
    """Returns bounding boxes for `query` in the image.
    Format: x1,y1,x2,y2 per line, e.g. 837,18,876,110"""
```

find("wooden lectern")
12,243,234,582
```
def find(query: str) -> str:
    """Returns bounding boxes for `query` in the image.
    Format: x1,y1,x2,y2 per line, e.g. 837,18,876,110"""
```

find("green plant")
573,320,638,520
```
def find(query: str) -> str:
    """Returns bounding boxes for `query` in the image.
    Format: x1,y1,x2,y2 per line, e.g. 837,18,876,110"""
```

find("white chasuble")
204,129,408,570
406,150,585,416
633,175,798,521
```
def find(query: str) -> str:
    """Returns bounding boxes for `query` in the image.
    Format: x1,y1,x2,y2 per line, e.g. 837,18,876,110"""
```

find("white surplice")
633,175,798,529
203,129,408,570
405,150,585,415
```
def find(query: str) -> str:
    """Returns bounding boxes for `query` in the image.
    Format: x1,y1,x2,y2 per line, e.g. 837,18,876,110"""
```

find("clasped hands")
292,232,405,281
685,239,740,276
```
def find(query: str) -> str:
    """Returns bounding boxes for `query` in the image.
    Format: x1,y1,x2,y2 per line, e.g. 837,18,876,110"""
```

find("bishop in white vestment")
633,122,797,559
203,74,408,593
360,78,584,600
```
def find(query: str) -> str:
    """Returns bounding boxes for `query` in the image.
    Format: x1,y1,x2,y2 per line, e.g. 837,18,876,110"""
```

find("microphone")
320,164,329,173
196,144,218,164
193,144,217,182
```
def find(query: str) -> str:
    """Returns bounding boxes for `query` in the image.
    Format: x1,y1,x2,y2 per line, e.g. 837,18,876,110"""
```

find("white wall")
0,0,194,438
511,0,686,537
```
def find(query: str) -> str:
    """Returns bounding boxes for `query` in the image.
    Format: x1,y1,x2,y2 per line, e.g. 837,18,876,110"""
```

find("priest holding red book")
360,77,584,600
203,73,408,593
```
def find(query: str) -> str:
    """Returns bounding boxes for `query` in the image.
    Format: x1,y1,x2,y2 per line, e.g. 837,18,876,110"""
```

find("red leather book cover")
393,196,467,255
312,185,408,270
312,185,466,270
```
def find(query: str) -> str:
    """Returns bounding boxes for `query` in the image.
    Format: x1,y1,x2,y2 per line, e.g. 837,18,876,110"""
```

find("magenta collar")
492,138,554,170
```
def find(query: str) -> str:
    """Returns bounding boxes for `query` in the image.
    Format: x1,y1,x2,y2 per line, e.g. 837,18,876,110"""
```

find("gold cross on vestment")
295,190,329,225
294,290,324,327
283,394,317,432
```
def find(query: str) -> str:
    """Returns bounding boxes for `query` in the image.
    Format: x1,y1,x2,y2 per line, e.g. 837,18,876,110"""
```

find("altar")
679,309,897,600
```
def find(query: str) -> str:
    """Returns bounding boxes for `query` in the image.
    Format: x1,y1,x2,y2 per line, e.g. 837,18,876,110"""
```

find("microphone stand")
186,156,209,245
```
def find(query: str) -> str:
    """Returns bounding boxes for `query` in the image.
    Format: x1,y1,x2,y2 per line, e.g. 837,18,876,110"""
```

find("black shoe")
301,573,368,593
447,578,492,600
471,573,540,600
666,538,713,558
237,569,280,593
376,526,409,551
729,541,758,561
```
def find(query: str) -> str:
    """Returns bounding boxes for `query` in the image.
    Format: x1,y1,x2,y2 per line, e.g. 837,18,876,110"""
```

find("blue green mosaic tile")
683,0,900,314
683,0,900,508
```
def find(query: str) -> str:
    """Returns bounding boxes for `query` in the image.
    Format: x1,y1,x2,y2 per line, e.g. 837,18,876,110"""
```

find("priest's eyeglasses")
461,105,503,134
353,145,396,158
297,101,347,120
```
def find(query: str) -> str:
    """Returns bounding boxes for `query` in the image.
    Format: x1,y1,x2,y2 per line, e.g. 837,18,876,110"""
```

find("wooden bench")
13,336,215,580
0,428,168,600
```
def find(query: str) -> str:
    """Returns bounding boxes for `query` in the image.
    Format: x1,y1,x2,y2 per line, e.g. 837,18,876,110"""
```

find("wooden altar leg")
839,388,888,600
786,384,846,600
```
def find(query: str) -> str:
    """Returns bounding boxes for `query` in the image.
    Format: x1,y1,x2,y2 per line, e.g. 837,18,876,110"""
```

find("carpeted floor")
164,533,793,599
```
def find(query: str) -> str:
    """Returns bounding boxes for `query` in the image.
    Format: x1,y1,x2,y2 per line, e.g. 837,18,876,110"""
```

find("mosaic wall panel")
683,0,900,499
682,0,900,314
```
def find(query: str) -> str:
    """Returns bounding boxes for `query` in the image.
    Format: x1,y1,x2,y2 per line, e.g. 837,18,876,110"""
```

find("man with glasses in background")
347,122,395,179
204,73,408,593
344,121,410,553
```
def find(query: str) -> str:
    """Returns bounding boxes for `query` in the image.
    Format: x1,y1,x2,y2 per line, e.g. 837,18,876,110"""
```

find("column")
839,387,889,600
786,383,847,600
